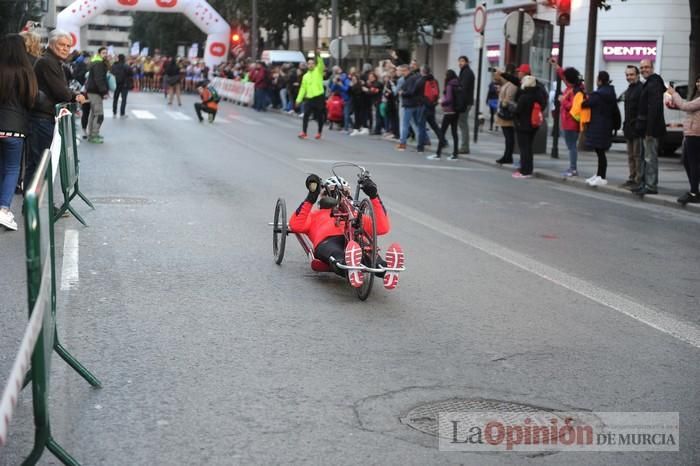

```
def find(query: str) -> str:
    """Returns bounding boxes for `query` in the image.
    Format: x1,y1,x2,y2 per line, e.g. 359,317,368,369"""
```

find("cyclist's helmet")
322,175,350,196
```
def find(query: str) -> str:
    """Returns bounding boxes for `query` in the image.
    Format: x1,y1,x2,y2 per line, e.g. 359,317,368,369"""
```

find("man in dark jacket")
622,65,643,188
28,30,86,187
633,59,666,195
85,47,109,143
111,54,132,118
397,66,426,152
457,56,475,154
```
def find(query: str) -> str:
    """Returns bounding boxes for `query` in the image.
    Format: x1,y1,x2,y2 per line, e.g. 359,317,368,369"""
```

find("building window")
494,0,503,4
466,0,476,8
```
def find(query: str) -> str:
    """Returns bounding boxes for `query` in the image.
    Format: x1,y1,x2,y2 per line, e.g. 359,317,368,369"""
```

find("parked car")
613,83,686,156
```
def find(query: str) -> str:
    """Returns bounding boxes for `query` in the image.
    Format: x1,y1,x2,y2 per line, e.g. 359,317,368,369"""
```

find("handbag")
497,101,516,120
106,72,117,92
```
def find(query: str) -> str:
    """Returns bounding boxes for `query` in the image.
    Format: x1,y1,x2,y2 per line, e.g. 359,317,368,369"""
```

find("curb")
460,154,700,214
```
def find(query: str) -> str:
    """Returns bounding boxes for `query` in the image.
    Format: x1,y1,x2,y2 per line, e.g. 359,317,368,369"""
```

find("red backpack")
530,101,543,128
423,79,439,105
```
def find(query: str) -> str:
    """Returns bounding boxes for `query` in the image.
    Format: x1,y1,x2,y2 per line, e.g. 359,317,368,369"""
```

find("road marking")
60,230,79,290
297,158,489,172
165,111,192,121
131,110,156,120
229,114,262,125
390,201,700,350
211,121,700,349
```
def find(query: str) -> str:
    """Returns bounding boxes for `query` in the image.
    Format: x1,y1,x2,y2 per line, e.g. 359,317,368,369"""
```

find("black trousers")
81,102,91,131
303,95,325,134
683,136,700,193
595,148,608,178
314,235,387,277
194,103,216,121
516,130,536,175
501,126,515,162
437,113,459,156
424,105,444,146
113,86,129,116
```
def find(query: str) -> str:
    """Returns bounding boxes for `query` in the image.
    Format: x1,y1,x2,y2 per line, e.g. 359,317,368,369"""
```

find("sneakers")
345,240,364,288
359,127,369,135
561,169,578,177
495,157,513,165
298,132,308,139
677,192,700,205
588,176,608,187
585,175,600,185
314,133,322,140
512,171,532,179
396,143,406,151
88,136,104,144
447,154,458,161
349,129,360,136
620,179,636,188
383,243,404,290
426,154,441,160
0,209,17,231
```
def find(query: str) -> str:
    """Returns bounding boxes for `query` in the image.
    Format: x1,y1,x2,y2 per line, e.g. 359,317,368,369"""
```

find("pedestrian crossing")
102,107,292,127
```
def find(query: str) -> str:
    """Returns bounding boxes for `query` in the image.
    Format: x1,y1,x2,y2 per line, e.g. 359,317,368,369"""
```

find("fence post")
53,104,95,226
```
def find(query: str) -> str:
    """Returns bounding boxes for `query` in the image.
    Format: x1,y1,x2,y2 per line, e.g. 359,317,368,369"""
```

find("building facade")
55,0,132,56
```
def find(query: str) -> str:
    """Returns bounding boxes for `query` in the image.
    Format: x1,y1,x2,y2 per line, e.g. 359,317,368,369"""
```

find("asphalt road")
1,92,698,465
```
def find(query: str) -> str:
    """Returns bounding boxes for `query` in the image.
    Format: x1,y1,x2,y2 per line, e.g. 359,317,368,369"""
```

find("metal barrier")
0,149,101,465
54,104,94,226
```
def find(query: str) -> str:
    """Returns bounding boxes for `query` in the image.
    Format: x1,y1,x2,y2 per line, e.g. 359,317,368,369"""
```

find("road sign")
504,11,535,45
473,4,487,33
329,38,350,59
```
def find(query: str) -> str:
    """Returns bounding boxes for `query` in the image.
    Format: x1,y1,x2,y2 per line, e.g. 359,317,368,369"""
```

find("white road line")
60,230,79,291
390,201,700,349
297,158,489,172
213,124,700,349
165,111,192,121
131,110,156,120
229,114,262,125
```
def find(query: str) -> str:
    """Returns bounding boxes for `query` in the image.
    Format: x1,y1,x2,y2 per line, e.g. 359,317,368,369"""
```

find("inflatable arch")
56,0,230,73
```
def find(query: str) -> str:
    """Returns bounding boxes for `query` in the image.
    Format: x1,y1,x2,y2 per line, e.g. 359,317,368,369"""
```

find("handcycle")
271,163,405,301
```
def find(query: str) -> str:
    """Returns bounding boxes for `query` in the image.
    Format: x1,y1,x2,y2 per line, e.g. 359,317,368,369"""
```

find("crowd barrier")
0,108,101,465
54,104,94,226
210,77,255,107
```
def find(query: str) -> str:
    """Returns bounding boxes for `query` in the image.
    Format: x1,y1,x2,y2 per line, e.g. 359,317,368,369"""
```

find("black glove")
360,178,378,199
305,174,321,203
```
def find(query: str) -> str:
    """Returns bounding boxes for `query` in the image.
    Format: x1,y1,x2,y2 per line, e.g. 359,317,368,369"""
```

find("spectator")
164,57,182,106
583,71,618,187
553,63,584,177
349,74,368,135
85,47,109,143
329,67,352,131
428,69,460,160
27,30,86,187
512,76,544,179
111,53,132,117
494,67,518,165
420,66,444,155
668,76,700,205
457,55,475,154
633,59,666,196
396,64,425,152
381,67,399,140
0,34,38,231
486,78,499,131
622,65,643,188
251,62,269,111
19,31,42,65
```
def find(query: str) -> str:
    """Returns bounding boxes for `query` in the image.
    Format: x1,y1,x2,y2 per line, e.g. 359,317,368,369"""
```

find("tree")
690,0,700,88
0,0,42,35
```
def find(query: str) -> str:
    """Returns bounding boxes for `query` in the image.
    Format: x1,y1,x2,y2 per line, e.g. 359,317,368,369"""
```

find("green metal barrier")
18,149,100,465
54,104,94,226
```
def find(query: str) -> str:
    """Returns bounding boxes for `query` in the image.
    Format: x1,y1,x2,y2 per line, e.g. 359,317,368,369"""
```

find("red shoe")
383,243,404,290
314,133,322,140
345,240,364,288
298,132,307,139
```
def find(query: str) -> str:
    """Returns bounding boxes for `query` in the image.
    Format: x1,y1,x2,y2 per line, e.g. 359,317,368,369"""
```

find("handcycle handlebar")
331,162,371,201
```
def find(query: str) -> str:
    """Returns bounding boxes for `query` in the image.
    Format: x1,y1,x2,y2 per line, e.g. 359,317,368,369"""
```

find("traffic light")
231,32,242,45
556,0,571,26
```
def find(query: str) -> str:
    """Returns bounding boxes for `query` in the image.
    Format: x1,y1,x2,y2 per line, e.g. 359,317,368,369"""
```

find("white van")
260,50,306,66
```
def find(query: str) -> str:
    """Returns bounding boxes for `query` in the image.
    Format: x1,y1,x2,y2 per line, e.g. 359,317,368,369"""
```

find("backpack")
530,101,544,128
611,100,622,132
453,83,468,113
208,85,221,103
423,79,439,105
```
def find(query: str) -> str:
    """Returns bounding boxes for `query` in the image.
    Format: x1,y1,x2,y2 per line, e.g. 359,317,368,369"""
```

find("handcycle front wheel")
352,198,377,301
273,197,287,265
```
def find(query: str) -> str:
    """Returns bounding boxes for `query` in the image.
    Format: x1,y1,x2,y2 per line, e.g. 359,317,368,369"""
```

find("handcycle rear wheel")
352,198,377,301
273,197,287,265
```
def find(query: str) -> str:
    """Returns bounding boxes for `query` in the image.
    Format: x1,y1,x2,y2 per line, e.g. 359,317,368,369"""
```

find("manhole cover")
90,197,151,205
402,398,569,441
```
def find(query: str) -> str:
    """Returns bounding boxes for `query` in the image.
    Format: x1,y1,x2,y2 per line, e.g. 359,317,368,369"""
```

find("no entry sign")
474,4,487,33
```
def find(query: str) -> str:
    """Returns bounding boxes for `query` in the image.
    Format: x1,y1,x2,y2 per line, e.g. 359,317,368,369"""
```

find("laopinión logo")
438,411,679,452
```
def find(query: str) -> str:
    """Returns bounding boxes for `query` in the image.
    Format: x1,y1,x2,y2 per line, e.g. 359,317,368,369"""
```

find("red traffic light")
232,33,241,43
556,0,571,26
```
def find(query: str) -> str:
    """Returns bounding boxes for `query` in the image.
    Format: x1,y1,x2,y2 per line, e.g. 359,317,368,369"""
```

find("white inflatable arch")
56,0,230,72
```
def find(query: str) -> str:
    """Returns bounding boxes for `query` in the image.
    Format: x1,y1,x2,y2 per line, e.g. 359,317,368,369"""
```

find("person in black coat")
457,56,475,153
622,65,643,187
633,59,666,195
583,71,617,187
512,76,545,178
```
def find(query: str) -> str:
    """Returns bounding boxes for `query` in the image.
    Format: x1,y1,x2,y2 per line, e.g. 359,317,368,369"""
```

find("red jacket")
289,197,390,249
